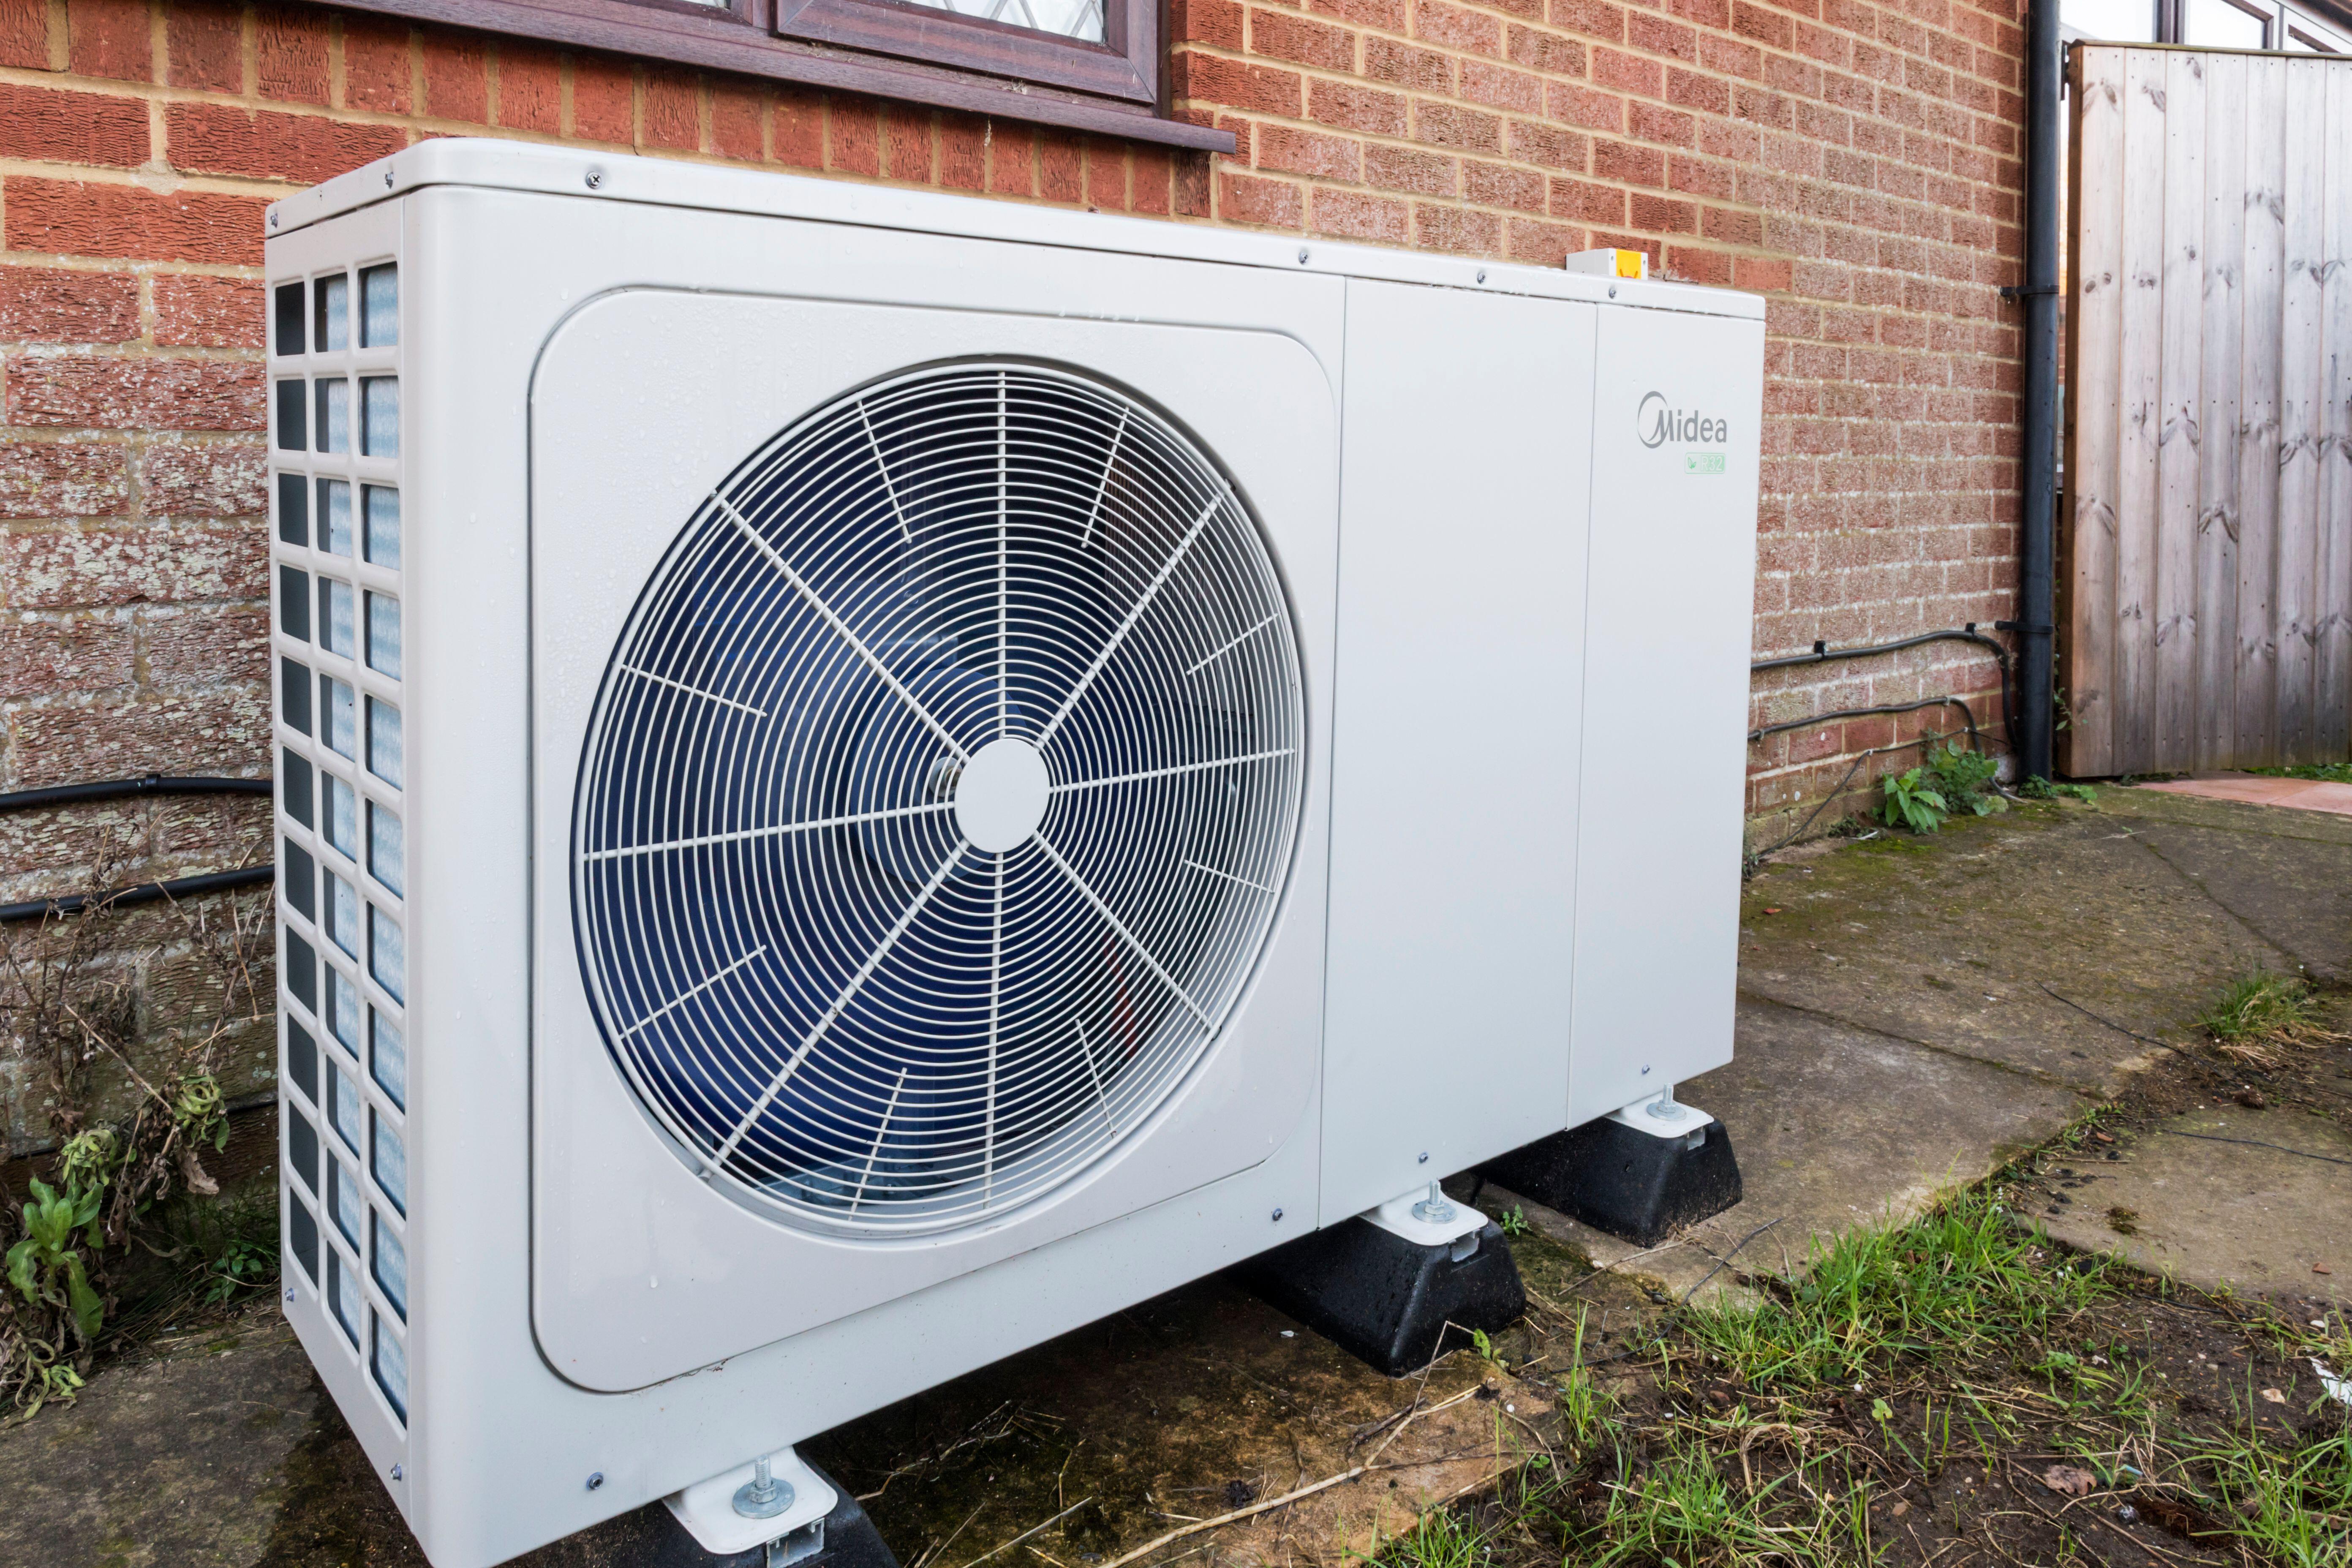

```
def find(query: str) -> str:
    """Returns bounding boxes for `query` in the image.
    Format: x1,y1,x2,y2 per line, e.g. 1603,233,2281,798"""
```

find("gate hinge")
1999,284,2059,303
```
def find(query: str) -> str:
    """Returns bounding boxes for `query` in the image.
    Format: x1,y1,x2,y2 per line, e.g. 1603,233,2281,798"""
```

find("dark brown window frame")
321,0,1233,152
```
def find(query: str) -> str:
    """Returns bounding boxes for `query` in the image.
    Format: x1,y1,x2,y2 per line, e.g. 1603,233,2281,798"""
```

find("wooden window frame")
321,0,1231,152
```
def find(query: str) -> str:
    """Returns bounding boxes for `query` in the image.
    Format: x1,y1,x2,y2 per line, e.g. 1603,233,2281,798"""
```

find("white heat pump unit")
264,140,1763,1568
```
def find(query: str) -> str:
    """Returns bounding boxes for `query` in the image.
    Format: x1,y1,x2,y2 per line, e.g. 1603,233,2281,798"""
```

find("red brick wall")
0,0,2025,896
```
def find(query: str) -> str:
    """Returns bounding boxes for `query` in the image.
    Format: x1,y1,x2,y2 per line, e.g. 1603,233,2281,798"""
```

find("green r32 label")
1684,452,1727,475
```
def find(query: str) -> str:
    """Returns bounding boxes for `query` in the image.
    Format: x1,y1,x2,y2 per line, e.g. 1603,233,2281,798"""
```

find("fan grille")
573,364,1306,1236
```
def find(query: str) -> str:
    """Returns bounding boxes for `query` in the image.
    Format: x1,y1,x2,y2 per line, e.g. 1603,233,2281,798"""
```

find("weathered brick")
142,439,267,515
138,603,268,687
166,105,406,184
1307,78,1405,136
642,69,697,152
1367,36,1454,94
1082,139,1127,210
1549,174,1625,223
67,0,147,81
1415,101,1502,153
1039,132,1082,203
10,689,271,785
1415,0,1501,56
0,440,131,519
756,84,815,168
2,520,266,608
711,81,765,162
167,2,245,93
1134,146,1174,215
1176,54,1303,117
255,4,329,103
1506,215,1585,264
1177,0,1245,47
1309,0,1409,30
0,82,150,168
985,121,1030,193
1508,118,1586,169
0,0,47,70
0,613,135,700
1313,187,1410,243
1366,142,1457,196
497,44,564,135
5,180,267,266
1258,125,1360,181
1550,0,1625,42
0,264,139,341
1460,60,1543,114
1220,171,1304,228
342,16,414,114
1465,159,1546,212
1508,24,1587,76
1252,8,1355,70
8,356,265,431
939,112,986,191
422,32,490,122
1415,201,1500,253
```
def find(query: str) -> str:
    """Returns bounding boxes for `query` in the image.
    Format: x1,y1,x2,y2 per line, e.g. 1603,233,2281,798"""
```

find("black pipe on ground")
2014,0,2063,780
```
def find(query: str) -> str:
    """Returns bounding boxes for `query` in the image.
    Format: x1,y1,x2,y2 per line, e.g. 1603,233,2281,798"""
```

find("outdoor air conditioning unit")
264,140,1763,1568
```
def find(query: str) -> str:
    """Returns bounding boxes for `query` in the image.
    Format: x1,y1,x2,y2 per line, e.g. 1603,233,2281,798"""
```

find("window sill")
324,0,1234,152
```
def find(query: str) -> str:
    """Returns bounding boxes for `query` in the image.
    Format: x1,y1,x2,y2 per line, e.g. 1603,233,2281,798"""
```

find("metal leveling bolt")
735,1453,795,1520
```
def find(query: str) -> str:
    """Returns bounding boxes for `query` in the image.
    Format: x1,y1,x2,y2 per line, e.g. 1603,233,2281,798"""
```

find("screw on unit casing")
1271,1207,1283,1221
1477,270,1488,283
1297,248,1310,264
586,169,605,189
587,1472,604,1491
1608,285,1617,298
284,1286,295,1301
384,169,395,188
735,1453,795,1520
1410,1181,1456,1226
1417,1151,1429,1164
391,1464,403,1481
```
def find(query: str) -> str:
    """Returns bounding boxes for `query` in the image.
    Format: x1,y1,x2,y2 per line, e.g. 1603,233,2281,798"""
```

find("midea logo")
1638,391,1728,448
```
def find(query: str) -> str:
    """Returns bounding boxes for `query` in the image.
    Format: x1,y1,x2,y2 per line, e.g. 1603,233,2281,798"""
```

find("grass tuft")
1679,1193,2111,1390
2197,972,2349,1064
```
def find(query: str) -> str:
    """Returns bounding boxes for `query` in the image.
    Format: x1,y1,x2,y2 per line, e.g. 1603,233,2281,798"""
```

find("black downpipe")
2016,0,2064,781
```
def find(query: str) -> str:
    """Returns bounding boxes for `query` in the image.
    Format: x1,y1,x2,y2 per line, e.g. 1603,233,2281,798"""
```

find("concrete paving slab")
2030,1106,2352,1305
1738,801,2289,1094
0,1312,319,1568
2138,773,2352,817
1481,997,2087,1306
2095,787,2352,982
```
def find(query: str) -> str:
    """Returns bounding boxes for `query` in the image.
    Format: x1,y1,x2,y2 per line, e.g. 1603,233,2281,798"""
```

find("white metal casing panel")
1319,281,1596,1223
530,287,1342,1391
1566,306,1765,1128
257,140,1764,1568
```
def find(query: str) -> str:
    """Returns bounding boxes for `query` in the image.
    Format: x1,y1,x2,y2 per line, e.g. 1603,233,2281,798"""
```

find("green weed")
2191,1422,2352,1568
1878,767,1949,834
2018,775,2099,803
1923,741,2005,818
2249,761,2352,785
1588,1438,1873,1567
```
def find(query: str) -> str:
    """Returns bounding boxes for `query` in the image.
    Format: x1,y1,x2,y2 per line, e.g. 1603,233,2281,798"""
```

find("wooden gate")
2061,44,2352,776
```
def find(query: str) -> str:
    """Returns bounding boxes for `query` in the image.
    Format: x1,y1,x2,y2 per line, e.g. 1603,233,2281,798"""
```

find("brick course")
0,0,2021,873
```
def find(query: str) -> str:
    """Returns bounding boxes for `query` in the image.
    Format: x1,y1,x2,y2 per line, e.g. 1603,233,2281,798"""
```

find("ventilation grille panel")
574,364,1306,1237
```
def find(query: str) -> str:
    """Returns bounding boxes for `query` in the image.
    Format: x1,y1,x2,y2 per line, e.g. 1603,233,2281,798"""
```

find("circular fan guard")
573,364,1306,1237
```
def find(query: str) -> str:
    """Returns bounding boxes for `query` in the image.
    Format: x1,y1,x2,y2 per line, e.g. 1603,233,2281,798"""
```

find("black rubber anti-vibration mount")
1238,1216,1527,1377
632,1460,900,1568
1480,1114,1742,1247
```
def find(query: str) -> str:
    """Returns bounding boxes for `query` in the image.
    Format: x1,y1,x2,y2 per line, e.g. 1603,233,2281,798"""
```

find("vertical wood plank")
2196,50,2247,769
2315,63,2352,761
2154,50,2206,770
2063,46,2129,776
2115,49,2169,773
2236,56,2287,765
2274,58,2327,763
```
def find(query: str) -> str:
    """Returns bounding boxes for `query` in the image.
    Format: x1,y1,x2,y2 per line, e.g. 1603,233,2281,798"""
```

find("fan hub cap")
953,738,1051,852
